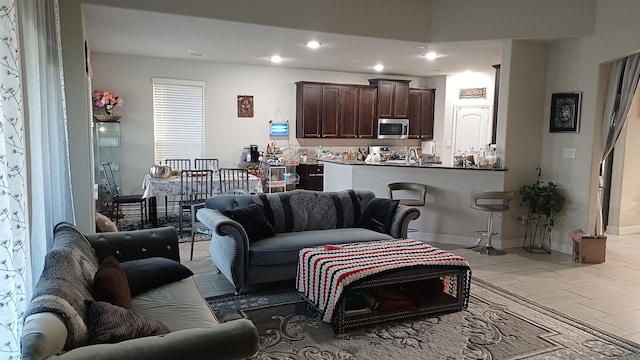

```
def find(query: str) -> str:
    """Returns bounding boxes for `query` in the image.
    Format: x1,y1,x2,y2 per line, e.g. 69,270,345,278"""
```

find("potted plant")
520,170,565,253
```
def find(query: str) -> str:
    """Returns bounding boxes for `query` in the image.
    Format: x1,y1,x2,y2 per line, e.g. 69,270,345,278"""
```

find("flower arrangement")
92,89,123,115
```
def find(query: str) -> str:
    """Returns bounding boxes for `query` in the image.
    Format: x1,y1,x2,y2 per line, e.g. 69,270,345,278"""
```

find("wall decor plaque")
549,92,581,133
459,87,487,99
238,95,254,117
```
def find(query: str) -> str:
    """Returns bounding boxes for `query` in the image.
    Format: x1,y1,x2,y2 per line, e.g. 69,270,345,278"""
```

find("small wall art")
459,87,487,99
549,92,581,133
237,95,254,117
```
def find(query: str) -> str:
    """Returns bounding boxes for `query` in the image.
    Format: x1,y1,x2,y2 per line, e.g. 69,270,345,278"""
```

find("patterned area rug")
117,213,209,243
207,279,640,359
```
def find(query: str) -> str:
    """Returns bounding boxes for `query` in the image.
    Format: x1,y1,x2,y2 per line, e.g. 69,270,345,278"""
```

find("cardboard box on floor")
569,229,606,263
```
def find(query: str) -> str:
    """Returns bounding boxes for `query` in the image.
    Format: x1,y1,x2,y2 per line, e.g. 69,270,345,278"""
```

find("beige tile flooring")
179,232,640,344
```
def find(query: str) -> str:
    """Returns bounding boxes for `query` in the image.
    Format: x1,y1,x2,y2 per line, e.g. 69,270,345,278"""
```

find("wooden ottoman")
296,239,471,333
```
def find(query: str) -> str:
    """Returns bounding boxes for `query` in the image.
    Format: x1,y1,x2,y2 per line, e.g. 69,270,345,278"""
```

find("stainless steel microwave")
377,118,409,139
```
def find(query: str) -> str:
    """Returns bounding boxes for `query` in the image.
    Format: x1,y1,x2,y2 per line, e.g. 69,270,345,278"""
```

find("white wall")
90,54,434,195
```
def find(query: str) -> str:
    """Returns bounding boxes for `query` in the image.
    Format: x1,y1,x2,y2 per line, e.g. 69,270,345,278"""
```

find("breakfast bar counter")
321,159,516,248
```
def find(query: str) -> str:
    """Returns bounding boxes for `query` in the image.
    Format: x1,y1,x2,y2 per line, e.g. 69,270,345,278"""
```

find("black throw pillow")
121,257,193,296
357,198,400,234
222,203,276,243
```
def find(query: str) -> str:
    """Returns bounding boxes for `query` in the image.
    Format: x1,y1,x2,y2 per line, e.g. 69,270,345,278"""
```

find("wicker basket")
94,114,122,122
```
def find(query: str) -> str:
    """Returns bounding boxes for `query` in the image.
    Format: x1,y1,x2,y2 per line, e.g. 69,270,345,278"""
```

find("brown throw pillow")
93,255,132,309
222,203,276,243
86,300,170,344
95,213,118,232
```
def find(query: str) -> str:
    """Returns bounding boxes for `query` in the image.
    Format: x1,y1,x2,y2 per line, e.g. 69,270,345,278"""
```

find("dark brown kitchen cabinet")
296,82,376,139
296,163,324,191
296,82,323,138
322,85,357,138
408,88,435,140
369,79,410,118
356,86,377,138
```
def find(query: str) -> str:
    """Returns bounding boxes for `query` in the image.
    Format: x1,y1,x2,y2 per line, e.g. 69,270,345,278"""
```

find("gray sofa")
197,189,420,293
21,224,258,360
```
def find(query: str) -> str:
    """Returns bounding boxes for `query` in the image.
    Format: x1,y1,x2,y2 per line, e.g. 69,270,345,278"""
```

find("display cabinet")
93,121,121,212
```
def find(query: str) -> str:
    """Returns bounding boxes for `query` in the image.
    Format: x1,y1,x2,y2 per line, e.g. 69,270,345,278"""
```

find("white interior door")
452,105,491,153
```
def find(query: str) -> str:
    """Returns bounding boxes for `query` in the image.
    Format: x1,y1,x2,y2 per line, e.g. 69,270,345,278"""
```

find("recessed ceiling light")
374,64,384,71
415,45,427,49
270,55,284,63
306,41,321,49
423,51,438,60
187,49,203,57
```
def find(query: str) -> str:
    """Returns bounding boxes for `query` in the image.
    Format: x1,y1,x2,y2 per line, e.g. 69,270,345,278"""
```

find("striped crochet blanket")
296,239,471,323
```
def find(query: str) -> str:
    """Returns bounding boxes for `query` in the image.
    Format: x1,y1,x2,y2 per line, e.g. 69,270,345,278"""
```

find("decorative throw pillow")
357,198,400,234
93,255,132,309
95,213,118,232
222,203,276,243
85,300,170,344
121,257,194,297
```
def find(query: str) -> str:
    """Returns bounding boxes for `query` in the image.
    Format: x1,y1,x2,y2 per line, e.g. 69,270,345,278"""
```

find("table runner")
296,239,471,323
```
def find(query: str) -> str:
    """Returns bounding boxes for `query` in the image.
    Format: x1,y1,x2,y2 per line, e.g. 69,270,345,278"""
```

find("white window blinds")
152,78,205,164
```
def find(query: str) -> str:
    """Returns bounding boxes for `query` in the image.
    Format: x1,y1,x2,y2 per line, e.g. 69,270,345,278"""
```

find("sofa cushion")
93,255,132,309
24,222,99,350
132,277,219,331
358,198,400,234
258,190,361,233
222,203,275,243
249,228,394,266
121,257,194,296
86,300,170,344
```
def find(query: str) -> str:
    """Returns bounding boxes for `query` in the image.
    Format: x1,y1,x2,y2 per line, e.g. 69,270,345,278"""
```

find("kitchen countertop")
319,157,507,171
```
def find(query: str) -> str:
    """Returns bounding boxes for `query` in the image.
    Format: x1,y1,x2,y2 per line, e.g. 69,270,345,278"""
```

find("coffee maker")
249,145,260,162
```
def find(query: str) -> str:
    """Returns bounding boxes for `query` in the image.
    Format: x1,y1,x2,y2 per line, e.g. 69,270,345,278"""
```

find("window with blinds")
152,78,205,164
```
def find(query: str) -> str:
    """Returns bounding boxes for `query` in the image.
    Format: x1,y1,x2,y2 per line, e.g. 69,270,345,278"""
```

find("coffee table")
296,239,471,333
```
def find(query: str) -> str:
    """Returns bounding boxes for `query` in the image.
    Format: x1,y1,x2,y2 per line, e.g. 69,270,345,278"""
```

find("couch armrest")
389,205,421,239
196,208,249,290
85,227,180,263
49,319,258,360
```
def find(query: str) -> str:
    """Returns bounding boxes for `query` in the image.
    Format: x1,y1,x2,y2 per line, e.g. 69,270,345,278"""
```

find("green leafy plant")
520,178,565,252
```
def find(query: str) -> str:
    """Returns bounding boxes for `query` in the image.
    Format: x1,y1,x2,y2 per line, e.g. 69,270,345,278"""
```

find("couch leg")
234,287,241,295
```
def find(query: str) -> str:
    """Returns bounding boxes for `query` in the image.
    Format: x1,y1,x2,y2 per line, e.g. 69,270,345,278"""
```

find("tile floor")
179,232,640,344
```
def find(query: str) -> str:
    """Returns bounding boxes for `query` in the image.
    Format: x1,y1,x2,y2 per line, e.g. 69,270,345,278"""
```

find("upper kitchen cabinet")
296,82,323,138
296,82,377,139
408,88,435,140
368,79,410,118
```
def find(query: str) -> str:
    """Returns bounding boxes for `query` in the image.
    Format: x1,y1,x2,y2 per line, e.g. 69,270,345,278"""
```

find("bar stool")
469,190,516,255
388,182,427,206
388,182,427,234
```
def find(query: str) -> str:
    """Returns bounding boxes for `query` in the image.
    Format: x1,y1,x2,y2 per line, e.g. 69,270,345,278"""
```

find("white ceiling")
83,5,504,78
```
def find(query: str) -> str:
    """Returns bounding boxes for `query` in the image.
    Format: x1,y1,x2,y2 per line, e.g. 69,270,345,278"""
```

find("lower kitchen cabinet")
296,163,324,191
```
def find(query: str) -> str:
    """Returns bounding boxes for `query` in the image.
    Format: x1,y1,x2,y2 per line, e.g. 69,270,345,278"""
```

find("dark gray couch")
197,189,420,293
21,225,258,360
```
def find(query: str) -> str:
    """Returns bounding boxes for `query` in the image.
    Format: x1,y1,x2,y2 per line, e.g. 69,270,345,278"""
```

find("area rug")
206,279,640,359
116,213,208,242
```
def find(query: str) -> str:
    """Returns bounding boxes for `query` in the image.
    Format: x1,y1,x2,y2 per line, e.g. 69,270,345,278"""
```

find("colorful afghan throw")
296,239,471,323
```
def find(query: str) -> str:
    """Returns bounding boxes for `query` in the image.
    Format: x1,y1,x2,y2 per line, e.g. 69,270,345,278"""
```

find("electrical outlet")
563,148,576,158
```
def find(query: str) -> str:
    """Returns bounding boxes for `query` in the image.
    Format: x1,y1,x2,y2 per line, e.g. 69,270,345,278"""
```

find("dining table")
142,173,264,227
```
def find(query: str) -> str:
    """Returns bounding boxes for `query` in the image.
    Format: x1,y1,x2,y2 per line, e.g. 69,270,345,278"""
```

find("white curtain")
596,53,640,235
0,0,73,358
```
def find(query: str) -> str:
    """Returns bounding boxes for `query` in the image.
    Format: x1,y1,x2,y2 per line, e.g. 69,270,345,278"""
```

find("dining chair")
163,158,192,219
179,169,215,236
194,158,220,172
102,163,146,230
189,189,249,261
218,168,250,194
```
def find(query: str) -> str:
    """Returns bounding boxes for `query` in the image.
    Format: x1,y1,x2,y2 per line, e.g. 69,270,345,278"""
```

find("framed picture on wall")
549,92,581,133
237,95,254,117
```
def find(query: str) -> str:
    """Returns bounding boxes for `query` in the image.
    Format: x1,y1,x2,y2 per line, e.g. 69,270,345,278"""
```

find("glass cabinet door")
94,121,121,212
